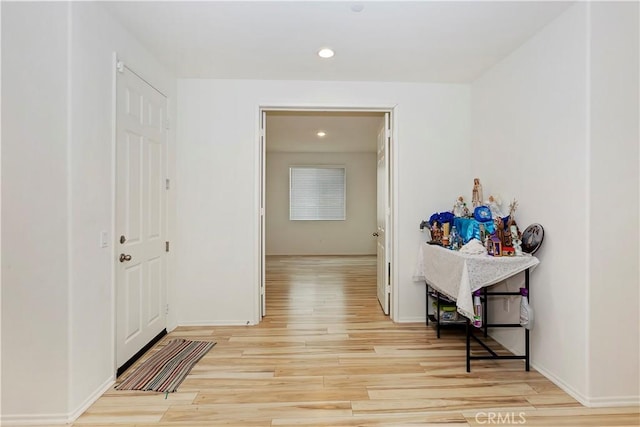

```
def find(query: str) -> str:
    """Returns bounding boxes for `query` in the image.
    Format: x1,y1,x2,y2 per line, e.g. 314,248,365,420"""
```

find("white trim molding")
1,377,115,425
68,377,115,423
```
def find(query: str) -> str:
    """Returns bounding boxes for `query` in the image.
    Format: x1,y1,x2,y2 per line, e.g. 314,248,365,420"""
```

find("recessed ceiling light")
351,3,364,12
317,48,334,59
316,131,326,137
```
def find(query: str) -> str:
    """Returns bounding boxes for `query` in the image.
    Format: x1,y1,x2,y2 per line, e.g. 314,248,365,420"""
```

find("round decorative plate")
473,206,492,222
521,223,544,254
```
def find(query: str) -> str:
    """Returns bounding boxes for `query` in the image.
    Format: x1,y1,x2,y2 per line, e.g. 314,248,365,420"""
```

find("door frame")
255,105,398,322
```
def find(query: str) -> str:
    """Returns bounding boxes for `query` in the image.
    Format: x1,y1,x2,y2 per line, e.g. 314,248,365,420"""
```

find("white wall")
1,2,70,419
1,2,176,423
266,152,377,255
176,79,470,325
471,2,639,406
68,2,177,419
588,1,639,405
472,4,589,401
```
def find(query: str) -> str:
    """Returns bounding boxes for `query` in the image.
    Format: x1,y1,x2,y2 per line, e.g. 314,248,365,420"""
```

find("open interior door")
116,63,168,368
376,113,390,315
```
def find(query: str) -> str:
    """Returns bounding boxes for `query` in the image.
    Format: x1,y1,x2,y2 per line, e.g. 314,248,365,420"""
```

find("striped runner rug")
116,338,216,393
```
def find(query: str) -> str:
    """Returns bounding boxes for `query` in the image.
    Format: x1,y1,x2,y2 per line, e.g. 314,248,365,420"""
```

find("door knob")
372,232,379,237
119,254,132,262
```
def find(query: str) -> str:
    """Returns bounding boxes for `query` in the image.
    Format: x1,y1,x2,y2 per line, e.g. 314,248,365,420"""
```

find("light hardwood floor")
72,255,639,427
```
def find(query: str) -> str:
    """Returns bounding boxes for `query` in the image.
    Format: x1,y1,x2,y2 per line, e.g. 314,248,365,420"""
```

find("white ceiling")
266,111,384,153
103,1,573,83
102,1,572,153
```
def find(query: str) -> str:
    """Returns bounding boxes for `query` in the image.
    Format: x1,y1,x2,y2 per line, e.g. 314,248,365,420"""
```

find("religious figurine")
452,196,470,217
430,222,443,245
511,225,522,256
503,223,513,247
485,195,504,219
479,223,486,243
506,198,519,230
495,218,506,247
472,178,483,208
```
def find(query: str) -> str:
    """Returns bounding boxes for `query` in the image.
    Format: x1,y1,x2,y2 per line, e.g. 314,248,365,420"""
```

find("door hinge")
165,178,170,190
165,304,170,315
116,61,125,73
165,241,170,252
163,118,170,130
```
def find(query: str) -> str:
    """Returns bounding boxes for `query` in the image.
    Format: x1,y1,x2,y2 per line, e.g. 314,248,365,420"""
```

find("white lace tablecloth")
414,243,540,320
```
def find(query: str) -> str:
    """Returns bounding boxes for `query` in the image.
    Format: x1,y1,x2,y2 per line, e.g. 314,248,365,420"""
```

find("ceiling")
266,111,384,153
103,1,573,83
102,1,572,153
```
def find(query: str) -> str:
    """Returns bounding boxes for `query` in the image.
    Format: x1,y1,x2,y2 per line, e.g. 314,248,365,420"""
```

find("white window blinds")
289,166,346,221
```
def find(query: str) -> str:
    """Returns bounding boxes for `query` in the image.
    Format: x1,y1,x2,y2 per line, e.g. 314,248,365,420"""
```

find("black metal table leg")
466,319,471,372
425,284,429,326
436,291,441,339
525,269,530,371
483,286,488,338
466,268,533,372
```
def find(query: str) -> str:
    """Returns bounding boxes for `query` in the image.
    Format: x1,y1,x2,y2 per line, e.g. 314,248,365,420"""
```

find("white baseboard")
531,362,590,406
585,395,640,407
67,376,115,422
177,320,256,326
530,363,639,407
1,376,115,426
488,332,640,408
167,320,179,332
393,316,426,323
0,413,70,426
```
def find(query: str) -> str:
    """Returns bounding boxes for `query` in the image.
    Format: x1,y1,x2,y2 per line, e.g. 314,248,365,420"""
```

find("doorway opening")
257,107,395,321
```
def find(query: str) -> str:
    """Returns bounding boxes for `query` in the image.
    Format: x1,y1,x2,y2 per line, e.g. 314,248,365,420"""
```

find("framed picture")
521,224,544,254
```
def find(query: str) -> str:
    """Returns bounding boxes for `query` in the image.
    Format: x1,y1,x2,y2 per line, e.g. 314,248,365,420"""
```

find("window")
289,166,345,221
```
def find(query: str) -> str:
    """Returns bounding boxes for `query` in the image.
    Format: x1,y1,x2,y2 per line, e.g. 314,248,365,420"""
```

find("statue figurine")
495,218,506,247
503,230,513,247
430,222,443,245
472,178,483,208
511,225,522,256
452,196,470,217
485,195,504,219
506,198,519,229
479,223,486,243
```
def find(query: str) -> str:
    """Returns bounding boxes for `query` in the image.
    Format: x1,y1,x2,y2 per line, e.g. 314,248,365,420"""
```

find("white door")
376,113,390,314
116,64,168,368
259,111,267,317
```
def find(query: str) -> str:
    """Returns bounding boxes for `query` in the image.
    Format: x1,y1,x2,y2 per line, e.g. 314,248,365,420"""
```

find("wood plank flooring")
72,255,639,427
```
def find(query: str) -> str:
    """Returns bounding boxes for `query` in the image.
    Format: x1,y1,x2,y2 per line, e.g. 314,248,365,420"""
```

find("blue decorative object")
453,217,496,244
439,212,455,225
473,206,492,222
429,211,455,226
